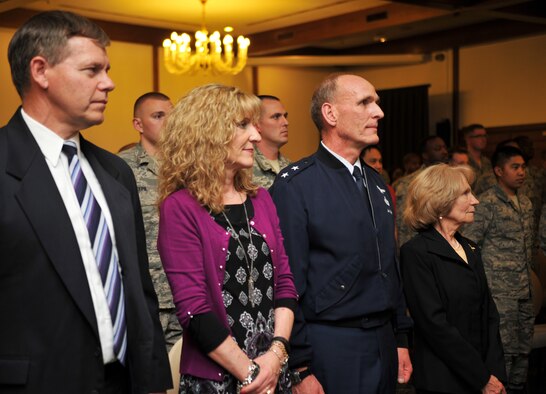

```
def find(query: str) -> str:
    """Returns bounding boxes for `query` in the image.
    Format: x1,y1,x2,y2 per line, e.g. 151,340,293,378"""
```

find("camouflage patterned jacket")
252,147,291,189
470,155,495,195
469,154,492,179
119,144,174,309
462,184,534,300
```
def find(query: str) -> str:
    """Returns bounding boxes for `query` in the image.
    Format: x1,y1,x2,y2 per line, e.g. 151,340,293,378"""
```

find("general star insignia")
291,166,299,171
281,173,289,178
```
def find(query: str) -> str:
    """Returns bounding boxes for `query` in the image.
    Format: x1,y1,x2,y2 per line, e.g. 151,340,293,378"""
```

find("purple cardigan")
158,187,298,381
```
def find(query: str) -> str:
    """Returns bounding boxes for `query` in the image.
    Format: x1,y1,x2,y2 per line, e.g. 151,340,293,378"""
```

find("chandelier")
162,0,250,75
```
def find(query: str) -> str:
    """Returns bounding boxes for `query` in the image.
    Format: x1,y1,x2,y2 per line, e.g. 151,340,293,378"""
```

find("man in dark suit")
270,73,413,393
0,11,171,393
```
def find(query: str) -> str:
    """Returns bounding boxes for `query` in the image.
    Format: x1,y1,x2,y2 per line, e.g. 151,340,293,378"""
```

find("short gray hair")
310,73,346,132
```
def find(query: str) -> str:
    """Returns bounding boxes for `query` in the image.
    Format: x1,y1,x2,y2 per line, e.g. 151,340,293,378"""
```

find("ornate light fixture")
162,0,250,75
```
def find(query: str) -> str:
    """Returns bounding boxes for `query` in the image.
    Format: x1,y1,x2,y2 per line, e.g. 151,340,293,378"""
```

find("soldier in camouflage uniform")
395,136,448,247
461,124,495,195
119,92,182,350
252,95,291,189
462,146,534,393
477,137,546,252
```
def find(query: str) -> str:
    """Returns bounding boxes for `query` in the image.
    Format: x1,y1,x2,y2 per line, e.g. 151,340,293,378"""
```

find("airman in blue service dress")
270,143,412,393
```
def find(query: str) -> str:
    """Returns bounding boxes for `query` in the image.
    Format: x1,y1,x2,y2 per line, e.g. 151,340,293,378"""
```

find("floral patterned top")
178,199,291,393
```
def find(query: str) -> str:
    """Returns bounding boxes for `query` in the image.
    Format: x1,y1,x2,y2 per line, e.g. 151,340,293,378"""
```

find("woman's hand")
482,375,506,394
240,351,281,394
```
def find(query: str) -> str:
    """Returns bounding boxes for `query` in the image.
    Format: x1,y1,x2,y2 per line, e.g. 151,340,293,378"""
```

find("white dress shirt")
321,141,365,185
22,109,119,364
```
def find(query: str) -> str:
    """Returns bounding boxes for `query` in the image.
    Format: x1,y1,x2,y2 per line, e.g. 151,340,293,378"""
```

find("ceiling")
0,0,545,58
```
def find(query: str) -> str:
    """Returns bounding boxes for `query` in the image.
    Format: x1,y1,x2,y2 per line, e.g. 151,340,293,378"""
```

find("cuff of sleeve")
395,331,409,348
274,298,298,313
188,312,230,354
288,346,313,369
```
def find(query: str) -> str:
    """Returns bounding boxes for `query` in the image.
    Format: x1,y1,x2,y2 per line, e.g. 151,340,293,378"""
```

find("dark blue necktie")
62,141,127,364
352,166,366,197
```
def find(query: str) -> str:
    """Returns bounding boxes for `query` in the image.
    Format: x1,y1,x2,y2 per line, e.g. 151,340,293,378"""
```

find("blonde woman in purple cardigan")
157,84,297,394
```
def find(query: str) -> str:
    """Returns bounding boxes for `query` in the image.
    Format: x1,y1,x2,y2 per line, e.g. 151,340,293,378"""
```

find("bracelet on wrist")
237,360,260,392
272,336,291,353
269,341,289,366
270,346,288,366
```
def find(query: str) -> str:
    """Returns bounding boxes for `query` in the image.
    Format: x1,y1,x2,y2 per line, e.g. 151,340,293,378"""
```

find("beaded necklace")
221,197,258,307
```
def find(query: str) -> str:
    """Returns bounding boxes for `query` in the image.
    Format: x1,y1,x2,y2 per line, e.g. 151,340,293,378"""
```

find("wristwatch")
290,367,312,385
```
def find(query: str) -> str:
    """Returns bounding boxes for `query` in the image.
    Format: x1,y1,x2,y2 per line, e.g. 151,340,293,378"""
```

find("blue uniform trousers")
307,322,397,394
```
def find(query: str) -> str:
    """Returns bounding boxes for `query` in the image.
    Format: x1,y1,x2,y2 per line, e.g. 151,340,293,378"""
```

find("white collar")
321,141,362,174
21,108,81,166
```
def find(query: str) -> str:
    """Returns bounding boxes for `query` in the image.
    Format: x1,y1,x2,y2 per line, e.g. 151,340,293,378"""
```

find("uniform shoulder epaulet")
275,156,314,183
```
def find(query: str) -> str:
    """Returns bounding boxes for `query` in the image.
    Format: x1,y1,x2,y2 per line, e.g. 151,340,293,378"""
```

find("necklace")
221,196,257,307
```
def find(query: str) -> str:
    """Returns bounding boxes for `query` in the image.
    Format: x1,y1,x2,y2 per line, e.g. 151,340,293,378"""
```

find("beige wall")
0,28,20,125
1,26,544,158
459,34,546,127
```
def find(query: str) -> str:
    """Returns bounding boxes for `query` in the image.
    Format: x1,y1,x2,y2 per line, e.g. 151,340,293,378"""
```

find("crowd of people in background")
2,9,546,394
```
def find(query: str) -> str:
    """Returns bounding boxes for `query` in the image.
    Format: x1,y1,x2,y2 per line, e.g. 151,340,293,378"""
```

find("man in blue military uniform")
270,73,413,393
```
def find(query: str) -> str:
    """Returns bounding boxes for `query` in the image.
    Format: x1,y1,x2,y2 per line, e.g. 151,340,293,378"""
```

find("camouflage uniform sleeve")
521,196,535,269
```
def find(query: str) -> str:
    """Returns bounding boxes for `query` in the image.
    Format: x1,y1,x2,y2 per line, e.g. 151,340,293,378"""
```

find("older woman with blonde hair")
400,164,506,394
157,84,297,394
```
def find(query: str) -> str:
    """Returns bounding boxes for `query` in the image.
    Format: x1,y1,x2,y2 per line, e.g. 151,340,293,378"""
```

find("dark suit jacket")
270,144,412,368
401,228,506,393
0,109,171,393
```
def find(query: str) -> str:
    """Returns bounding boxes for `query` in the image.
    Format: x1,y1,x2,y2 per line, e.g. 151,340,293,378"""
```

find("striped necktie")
62,141,127,364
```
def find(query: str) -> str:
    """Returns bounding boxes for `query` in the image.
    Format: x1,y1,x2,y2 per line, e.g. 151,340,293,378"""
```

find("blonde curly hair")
157,84,261,213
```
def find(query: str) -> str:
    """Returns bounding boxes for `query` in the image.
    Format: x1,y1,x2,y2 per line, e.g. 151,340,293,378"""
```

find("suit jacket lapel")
423,227,471,267
458,235,480,268
5,111,98,335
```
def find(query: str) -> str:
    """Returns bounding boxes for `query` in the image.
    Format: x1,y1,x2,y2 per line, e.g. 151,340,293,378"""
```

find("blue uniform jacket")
270,144,412,367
